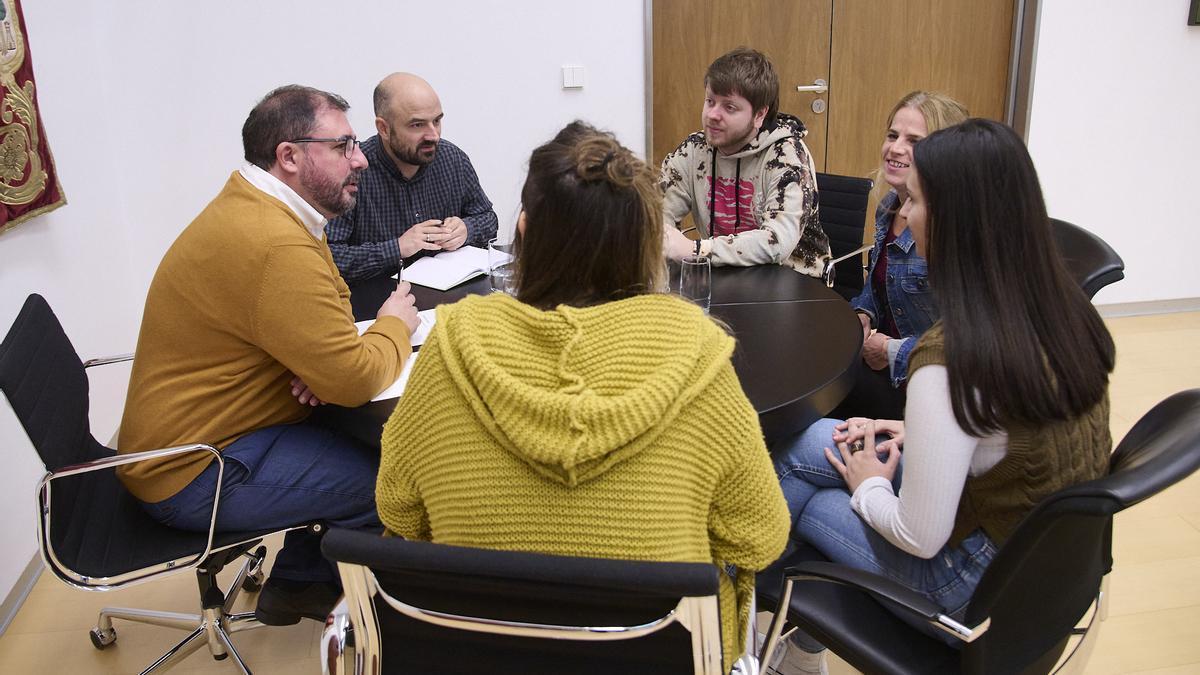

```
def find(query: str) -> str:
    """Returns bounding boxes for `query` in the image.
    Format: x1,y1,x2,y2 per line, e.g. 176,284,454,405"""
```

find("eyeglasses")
288,135,359,159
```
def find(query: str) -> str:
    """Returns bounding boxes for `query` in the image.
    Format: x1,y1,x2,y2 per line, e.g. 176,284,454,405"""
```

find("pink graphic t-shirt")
707,175,757,236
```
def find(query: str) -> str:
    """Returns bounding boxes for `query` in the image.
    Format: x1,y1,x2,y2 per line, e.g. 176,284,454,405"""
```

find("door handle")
796,78,828,94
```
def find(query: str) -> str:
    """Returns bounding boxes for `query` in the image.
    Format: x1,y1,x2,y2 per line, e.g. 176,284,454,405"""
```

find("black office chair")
0,294,314,674
757,388,1200,674
1051,218,1125,299
319,528,743,675
815,172,873,301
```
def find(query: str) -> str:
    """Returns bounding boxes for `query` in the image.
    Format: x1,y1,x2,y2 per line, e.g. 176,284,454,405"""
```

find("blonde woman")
837,91,968,420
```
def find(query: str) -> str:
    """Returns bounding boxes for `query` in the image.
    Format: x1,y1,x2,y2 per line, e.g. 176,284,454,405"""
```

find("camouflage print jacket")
660,113,830,277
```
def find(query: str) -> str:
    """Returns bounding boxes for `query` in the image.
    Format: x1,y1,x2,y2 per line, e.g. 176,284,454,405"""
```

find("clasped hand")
398,217,469,257
824,417,905,492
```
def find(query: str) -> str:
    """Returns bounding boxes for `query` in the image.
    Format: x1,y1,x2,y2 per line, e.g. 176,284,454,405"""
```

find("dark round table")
319,265,861,447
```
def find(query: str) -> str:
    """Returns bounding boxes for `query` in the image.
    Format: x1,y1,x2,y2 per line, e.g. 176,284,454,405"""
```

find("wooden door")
652,0,1015,180
825,0,1016,178
651,0,833,169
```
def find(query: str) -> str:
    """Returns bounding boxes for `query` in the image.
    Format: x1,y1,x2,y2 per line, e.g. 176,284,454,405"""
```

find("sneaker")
766,639,828,675
254,577,341,625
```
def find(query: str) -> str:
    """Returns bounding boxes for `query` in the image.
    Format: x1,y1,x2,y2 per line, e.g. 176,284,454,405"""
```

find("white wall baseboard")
1097,298,1200,318
0,554,41,636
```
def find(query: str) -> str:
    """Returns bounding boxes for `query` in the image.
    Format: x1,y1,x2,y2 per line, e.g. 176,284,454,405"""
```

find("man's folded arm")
254,244,411,405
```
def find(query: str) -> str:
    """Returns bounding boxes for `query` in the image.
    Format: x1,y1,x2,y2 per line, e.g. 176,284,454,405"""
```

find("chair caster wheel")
90,627,117,650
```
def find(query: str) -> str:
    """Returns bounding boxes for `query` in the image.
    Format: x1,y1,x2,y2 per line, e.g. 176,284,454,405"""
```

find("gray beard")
302,166,359,216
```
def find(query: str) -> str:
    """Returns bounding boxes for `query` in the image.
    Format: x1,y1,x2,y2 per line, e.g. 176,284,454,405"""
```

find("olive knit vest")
907,324,1111,547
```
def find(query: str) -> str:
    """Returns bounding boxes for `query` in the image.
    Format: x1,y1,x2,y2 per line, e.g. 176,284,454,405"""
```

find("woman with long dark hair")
767,119,1114,673
376,121,789,672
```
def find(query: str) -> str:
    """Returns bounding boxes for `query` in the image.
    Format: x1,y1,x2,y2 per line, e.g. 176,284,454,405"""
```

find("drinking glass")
488,237,516,294
679,255,711,313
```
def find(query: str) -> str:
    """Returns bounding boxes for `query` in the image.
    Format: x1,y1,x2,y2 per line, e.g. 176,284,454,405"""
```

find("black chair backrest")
0,293,213,581
322,529,721,675
0,294,110,470
816,172,873,301
961,389,1200,673
1050,218,1125,299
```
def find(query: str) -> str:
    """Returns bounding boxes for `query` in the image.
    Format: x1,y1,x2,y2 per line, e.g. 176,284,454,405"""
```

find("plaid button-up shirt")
326,135,498,282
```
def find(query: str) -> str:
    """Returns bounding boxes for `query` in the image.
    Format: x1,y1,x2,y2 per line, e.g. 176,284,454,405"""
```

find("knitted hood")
432,292,735,487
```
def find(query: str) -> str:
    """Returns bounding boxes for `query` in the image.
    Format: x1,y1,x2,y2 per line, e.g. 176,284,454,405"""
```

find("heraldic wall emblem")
0,0,65,234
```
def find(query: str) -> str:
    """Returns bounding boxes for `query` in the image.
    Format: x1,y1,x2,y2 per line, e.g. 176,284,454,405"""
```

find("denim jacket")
849,191,939,387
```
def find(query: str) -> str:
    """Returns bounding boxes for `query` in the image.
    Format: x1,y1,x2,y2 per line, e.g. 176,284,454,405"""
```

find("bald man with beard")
326,72,498,283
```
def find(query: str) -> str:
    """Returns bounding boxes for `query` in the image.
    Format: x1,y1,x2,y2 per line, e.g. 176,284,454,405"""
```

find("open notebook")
399,245,511,291
355,308,435,401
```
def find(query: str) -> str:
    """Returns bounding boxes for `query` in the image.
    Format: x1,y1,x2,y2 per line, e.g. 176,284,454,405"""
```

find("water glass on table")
488,237,516,294
679,254,711,314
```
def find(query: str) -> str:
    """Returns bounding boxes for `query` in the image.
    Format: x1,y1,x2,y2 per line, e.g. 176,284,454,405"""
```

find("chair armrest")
47,442,220,478
37,443,226,589
775,561,990,644
82,353,134,368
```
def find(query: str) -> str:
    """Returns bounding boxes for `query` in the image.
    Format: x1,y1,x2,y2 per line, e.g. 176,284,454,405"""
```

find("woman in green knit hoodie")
376,121,790,671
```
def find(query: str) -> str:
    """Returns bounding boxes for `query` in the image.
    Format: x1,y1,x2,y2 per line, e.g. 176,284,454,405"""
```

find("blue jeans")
138,422,381,583
770,418,997,649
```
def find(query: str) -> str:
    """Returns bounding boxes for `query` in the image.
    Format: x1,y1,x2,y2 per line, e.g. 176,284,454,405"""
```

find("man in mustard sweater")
118,85,418,625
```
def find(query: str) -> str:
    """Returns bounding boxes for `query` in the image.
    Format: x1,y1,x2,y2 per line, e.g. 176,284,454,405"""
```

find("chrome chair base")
89,545,269,675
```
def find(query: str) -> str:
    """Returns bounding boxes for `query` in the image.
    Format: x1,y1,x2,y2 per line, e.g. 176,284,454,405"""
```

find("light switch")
562,65,585,89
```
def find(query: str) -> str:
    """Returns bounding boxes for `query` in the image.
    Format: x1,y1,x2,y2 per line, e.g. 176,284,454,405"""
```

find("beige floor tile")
1083,604,1200,674
1111,515,1200,566
1105,556,1200,617
1113,473,1200,522
173,656,322,675
1111,361,1200,388
1105,312,1200,337
1114,352,1200,381
0,620,317,674
1126,665,1200,675
7,570,199,636
1183,513,1200,533
1110,375,1200,412
826,652,859,674
5,560,261,636
0,627,161,675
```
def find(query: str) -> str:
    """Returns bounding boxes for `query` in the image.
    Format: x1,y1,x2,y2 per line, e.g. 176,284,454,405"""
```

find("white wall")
0,0,645,603
1027,0,1200,305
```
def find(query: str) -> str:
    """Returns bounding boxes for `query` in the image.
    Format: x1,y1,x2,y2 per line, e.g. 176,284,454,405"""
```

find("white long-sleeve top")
849,364,1008,558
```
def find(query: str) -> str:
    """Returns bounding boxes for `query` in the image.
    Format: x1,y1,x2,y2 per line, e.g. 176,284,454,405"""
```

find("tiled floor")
1068,311,1200,675
0,312,1197,673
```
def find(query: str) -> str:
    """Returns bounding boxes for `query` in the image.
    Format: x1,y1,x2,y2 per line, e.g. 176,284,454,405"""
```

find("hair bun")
573,137,638,187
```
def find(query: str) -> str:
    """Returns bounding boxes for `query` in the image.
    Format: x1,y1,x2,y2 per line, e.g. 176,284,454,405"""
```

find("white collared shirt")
238,161,327,240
